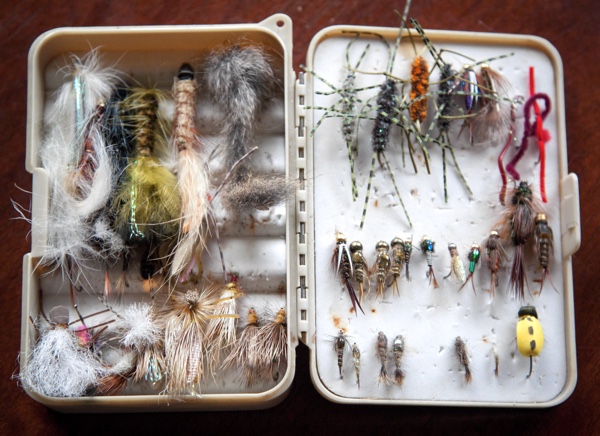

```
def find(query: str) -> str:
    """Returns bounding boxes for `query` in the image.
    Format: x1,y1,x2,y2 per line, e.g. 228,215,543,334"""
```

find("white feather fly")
19,307,108,397
39,50,124,276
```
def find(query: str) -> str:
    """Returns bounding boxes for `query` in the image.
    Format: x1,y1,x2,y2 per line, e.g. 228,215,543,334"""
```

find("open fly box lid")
299,23,580,407
22,14,298,412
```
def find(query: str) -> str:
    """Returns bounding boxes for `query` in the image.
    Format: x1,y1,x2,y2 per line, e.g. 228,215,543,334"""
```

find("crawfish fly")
444,242,466,283
349,241,369,301
534,213,557,294
485,230,506,298
373,241,391,300
420,236,439,289
458,243,481,294
332,233,364,315
393,335,405,387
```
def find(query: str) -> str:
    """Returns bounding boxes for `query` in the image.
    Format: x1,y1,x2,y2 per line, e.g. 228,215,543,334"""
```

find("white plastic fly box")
19,14,580,412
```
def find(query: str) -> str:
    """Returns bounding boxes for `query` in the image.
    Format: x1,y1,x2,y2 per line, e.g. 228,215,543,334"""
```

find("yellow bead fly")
516,306,544,378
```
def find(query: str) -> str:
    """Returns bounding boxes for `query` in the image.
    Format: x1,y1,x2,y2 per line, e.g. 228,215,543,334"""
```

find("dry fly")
221,308,260,387
204,276,243,377
349,241,369,302
420,236,439,289
454,336,472,383
170,63,212,280
157,284,222,395
334,330,349,379
444,242,466,283
332,233,364,315
19,306,112,398
352,343,361,388
255,308,287,383
390,238,405,295
534,213,556,294
376,331,391,385
497,181,541,300
373,241,391,300
393,335,405,387
98,302,165,394
458,244,481,294
485,230,506,298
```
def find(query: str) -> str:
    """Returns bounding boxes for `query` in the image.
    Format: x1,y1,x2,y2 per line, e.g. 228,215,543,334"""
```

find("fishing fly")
359,1,413,230
516,306,544,378
157,284,222,395
402,235,414,281
333,330,349,379
498,181,542,300
454,336,472,383
534,213,556,294
255,308,287,382
373,240,391,300
39,51,124,296
349,240,369,302
392,335,405,387
302,34,382,201
116,302,164,385
390,237,406,295
96,302,165,395
472,64,514,146
222,307,260,387
204,275,243,376
485,230,506,298
352,343,361,388
444,242,466,283
112,86,181,293
332,233,364,315
420,236,439,289
170,63,212,281
204,44,294,213
458,243,481,294
408,19,474,203
376,331,391,386
19,306,113,397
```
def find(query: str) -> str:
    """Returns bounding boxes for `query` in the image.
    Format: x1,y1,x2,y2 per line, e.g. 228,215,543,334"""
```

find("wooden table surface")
1,0,598,433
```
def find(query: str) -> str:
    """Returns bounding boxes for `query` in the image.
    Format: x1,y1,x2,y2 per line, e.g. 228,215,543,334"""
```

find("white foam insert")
310,31,569,404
